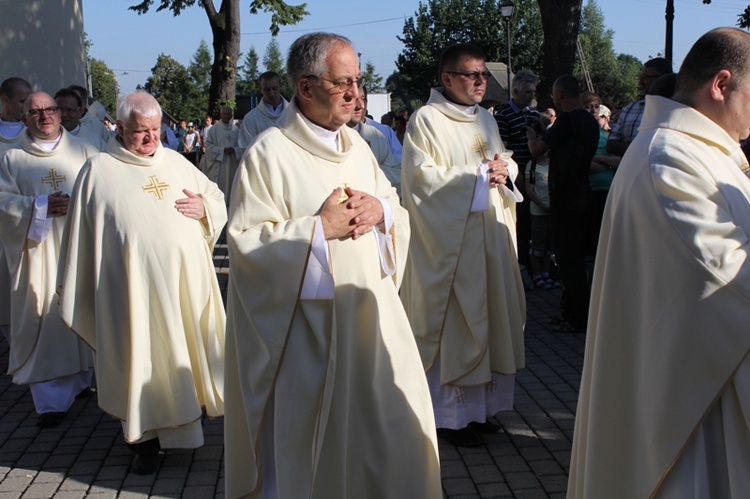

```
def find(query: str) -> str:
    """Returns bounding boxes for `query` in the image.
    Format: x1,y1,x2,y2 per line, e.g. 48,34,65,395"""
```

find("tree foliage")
90,58,118,118
362,61,384,93
262,37,294,98
128,0,307,114
144,54,204,120
395,0,543,106
575,0,639,110
237,47,261,97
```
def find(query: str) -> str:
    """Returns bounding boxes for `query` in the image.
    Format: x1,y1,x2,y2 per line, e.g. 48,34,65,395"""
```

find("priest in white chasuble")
347,88,402,196
569,28,750,498
0,91,97,428
401,43,526,448
224,32,441,499
0,77,32,345
58,91,226,475
203,105,242,202
238,71,289,151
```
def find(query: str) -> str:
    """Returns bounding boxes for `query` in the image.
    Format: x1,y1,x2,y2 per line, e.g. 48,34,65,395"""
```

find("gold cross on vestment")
142,176,170,200
472,135,490,161
41,168,66,190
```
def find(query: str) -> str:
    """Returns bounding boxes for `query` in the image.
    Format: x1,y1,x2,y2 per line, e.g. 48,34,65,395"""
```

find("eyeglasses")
27,107,60,118
59,106,81,114
448,71,492,82
306,75,365,93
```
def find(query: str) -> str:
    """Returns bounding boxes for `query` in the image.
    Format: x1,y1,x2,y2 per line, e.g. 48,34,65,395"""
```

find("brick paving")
0,258,585,498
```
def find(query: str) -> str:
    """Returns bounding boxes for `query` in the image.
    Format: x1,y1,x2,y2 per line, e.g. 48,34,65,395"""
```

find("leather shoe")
37,412,66,428
437,427,482,448
469,420,501,433
131,453,160,475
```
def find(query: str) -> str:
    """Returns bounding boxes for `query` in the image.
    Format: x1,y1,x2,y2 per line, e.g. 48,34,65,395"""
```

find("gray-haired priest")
57,91,227,475
223,32,441,499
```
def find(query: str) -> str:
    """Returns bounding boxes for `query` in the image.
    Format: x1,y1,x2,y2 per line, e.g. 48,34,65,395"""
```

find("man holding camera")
495,70,540,272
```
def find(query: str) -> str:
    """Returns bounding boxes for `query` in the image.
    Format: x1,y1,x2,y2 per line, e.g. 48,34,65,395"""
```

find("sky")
83,0,750,97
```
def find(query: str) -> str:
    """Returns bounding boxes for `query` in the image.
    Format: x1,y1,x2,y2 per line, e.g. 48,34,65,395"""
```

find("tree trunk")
536,0,582,109
203,0,240,116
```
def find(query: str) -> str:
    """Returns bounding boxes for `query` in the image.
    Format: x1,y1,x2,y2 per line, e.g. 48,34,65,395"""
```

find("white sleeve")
372,198,396,276
471,163,490,212
28,195,53,243
300,216,335,300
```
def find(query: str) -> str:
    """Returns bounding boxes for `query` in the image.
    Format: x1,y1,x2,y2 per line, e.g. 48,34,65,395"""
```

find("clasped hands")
321,186,384,240
486,153,510,188
47,191,70,218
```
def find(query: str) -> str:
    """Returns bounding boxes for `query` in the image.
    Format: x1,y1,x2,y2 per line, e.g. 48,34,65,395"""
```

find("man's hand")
223,147,235,156
47,191,69,218
175,189,206,220
320,186,385,240
343,187,385,239
320,187,355,240
486,153,510,188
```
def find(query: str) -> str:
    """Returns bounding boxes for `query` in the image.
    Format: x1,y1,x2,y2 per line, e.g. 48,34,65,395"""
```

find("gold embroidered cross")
142,176,170,200
472,135,489,161
41,168,66,190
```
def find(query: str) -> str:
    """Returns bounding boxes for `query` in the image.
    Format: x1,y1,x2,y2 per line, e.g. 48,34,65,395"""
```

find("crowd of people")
0,25,749,499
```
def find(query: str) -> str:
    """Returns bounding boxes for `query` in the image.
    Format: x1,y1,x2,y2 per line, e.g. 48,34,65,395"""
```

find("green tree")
396,0,543,106
90,58,118,117
188,40,212,115
144,54,204,120
362,61,384,92
129,0,308,114
263,37,293,97
237,47,260,96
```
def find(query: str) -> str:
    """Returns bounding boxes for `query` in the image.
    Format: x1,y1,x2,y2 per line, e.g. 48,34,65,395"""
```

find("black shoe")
131,453,160,475
437,427,482,448
75,387,96,398
469,420,501,434
37,412,66,428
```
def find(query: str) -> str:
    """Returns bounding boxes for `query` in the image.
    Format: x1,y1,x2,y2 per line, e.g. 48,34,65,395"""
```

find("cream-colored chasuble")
0,130,96,383
569,96,750,498
204,122,242,201
223,99,441,499
58,138,227,444
401,88,526,387
237,97,289,150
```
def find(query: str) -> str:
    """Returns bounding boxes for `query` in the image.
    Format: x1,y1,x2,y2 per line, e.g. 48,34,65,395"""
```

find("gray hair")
286,32,352,92
117,91,161,123
512,70,539,93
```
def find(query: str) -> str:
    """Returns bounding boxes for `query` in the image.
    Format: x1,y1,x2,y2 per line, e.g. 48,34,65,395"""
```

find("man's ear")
297,77,314,103
708,69,733,103
440,72,452,89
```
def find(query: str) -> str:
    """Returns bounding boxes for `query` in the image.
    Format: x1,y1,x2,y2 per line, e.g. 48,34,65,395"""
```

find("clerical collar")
264,100,284,116
31,132,62,151
445,99,478,116
0,118,24,139
300,113,340,152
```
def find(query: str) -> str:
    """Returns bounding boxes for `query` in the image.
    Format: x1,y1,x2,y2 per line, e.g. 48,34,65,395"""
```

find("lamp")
500,1,515,103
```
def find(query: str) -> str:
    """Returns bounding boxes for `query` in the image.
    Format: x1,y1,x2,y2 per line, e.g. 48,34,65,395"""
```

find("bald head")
673,27,750,142
1,77,32,122
22,92,62,140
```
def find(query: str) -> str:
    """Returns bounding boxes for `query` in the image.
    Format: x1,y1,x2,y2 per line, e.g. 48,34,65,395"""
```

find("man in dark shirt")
495,70,539,271
528,74,599,331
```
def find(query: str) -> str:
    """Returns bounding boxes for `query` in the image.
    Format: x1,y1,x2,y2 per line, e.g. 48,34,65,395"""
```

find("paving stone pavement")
0,259,585,498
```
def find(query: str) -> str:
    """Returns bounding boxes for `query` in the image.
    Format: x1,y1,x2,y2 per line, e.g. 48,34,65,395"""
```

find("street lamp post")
500,0,515,103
